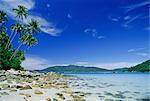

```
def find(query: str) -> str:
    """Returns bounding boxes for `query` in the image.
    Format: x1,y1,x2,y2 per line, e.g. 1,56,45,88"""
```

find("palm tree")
9,28,28,60
0,11,7,25
27,19,41,35
5,22,22,49
0,11,8,31
6,5,28,49
9,19,40,60
13,5,28,21
26,35,38,50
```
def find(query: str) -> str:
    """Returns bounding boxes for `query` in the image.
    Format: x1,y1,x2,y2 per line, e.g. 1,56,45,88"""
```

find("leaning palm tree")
9,19,40,60
13,5,28,21
6,5,28,49
9,28,28,60
5,22,22,49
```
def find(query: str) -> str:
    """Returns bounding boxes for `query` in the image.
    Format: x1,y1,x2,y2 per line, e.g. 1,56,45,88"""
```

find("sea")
65,73,150,101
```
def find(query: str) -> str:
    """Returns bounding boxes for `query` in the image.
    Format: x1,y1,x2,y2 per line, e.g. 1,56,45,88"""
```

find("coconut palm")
0,11,7,25
9,28,28,60
26,35,38,49
5,22,22,49
5,5,28,49
27,19,41,35
9,19,40,60
13,5,28,21
0,11,8,31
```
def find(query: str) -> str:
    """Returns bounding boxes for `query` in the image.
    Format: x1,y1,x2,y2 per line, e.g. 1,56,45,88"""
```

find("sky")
0,0,149,70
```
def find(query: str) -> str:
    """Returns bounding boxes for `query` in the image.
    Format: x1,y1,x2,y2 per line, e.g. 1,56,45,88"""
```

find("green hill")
127,60,150,72
36,60,150,73
39,65,109,73
112,60,150,72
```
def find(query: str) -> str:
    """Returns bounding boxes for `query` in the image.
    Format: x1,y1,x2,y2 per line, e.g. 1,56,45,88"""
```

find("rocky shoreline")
0,69,86,101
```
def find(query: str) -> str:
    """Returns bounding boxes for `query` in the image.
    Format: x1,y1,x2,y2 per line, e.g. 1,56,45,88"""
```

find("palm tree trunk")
9,35,30,60
9,43,22,61
5,31,15,49
7,30,17,49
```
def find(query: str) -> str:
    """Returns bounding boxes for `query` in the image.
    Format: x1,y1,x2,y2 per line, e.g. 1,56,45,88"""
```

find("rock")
0,84,10,90
137,98,150,101
72,95,85,101
53,98,58,101
10,89,17,92
0,92,9,95
19,93,25,95
16,85,23,89
46,98,51,101
56,93,65,100
98,95,105,98
19,93,31,97
104,92,113,96
0,76,6,82
32,84,39,88
113,93,126,98
7,80,13,84
34,90,43,95
104,99,114,101
23,85,32,90
84,92,92,95
25,94,31,97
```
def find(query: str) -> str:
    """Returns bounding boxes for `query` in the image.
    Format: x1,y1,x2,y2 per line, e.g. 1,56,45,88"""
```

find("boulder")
34,90,43,95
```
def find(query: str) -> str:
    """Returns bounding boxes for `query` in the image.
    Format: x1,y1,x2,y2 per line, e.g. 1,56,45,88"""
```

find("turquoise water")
66,73,150,101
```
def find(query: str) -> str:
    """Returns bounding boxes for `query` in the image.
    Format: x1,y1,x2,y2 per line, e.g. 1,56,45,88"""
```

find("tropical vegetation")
0,5,40,70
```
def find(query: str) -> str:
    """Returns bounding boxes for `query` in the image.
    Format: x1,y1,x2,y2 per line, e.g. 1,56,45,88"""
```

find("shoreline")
0,69,85,101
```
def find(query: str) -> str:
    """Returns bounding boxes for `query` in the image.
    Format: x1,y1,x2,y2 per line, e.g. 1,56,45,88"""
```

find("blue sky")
0,0,149,70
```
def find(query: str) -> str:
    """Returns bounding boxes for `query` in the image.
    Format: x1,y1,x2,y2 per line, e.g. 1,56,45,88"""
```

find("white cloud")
136,53,148,57
124,15,141,26
124,16,131,20
0,0,61,36
97,36,105,39
87,62,138,70
111,18,119,22
127,48,145,52
84,28,105,39
84,28,97,34
108,16,120,22
74,62,138,69
124,1,150,13
128,48,148,57
1,0,35,10
21,55,51,70
27,15,62,36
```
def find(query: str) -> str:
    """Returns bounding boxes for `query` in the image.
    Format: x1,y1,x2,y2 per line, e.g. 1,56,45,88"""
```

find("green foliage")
0,5,40,70
128,60,150,72
112,60,150,72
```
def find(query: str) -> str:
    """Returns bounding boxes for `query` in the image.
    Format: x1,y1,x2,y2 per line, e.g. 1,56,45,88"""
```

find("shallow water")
66,73,150,101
